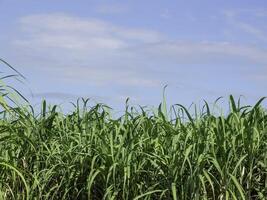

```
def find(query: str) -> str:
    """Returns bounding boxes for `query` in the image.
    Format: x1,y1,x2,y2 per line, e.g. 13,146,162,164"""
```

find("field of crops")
1,62,267,199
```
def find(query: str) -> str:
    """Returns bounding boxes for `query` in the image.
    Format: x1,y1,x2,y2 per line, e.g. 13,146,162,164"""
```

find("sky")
0,0,267,113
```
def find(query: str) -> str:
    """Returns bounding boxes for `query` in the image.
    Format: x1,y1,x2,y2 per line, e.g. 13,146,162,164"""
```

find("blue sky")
1,0,267,112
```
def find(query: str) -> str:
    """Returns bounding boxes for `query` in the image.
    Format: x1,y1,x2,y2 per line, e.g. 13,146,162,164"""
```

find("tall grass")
0,60,267,199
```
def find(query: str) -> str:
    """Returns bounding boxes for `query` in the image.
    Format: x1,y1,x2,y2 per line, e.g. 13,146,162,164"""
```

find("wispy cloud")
237,22,267,42
223,9,267,42
13,13,164,87
17,13,162,49
223,8,267,18
11,13,267,90
137,41,267,64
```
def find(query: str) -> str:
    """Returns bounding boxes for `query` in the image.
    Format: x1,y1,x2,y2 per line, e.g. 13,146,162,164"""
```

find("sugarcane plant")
0,59,267,200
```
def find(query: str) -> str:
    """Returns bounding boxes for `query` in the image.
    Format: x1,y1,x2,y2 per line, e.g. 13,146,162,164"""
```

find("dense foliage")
0,61,267,199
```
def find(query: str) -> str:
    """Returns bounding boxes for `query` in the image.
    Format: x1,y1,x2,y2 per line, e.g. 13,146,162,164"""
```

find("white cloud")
137,41,267,64
19,13,161,44
223,8,267,18
19,14,108,34
234,22,267,42
13,13,164,87
11,13,267,89
15,34,126,50
223,9,267,42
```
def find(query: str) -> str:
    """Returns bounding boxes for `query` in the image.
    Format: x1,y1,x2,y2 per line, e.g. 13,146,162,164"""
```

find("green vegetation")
0,60,267,199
